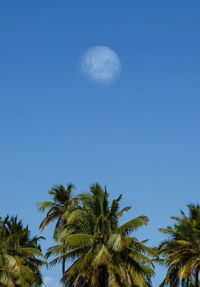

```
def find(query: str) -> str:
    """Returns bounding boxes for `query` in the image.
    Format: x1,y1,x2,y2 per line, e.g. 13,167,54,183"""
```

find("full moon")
80,46,121,86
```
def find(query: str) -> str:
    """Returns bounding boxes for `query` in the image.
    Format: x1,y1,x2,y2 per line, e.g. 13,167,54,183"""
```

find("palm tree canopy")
0,216,45,287
38,184,77,232
158,204,200,287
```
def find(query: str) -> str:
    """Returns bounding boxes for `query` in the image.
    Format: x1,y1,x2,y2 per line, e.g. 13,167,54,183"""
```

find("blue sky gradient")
0,1,200,285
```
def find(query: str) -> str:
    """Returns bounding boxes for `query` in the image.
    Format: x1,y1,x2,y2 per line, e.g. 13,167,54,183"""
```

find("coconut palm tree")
38,184,77,280
0,216,45,287
158,204,200,287
46,184,156,287
38,184,76,232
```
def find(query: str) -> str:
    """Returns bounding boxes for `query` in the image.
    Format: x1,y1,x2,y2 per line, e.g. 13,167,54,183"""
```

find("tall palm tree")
38,184,77,279
158,204,200,287
46,184,156,287
0,216,45,287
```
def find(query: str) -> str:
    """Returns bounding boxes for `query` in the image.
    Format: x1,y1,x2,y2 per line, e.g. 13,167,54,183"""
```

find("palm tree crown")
158,204,200,287
0,216,45,287
38,184,76,232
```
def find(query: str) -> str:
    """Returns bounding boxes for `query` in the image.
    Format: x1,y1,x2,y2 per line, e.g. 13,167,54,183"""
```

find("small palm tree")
46,184,156,287
38,184,77,280
0,216,45,287
158,204,200,287
38,184,76,232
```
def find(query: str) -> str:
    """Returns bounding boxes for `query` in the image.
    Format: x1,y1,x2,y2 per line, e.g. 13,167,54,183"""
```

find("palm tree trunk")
182,278,185,287
62,257,66,287
98,265,109,287
195,269,199,287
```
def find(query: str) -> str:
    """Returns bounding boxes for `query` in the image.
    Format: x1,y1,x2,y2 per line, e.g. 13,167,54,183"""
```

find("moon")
80,46,121,86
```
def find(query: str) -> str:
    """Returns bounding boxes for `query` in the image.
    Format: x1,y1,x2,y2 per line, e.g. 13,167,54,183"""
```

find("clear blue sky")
1,1,200,285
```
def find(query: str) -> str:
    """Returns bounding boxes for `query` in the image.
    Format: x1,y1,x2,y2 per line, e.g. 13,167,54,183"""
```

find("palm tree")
46,184,156,287
38,184,76,232
158,204,200,287
38,184,77,280
0,216,45,287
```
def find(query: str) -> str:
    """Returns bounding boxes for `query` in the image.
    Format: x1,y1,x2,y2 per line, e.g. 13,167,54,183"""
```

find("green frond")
118,216,149,236
92,245,111,266
65,234,93,249
109,234,123,251
49,247,83,267
37,201,55,212
117,206,132,217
